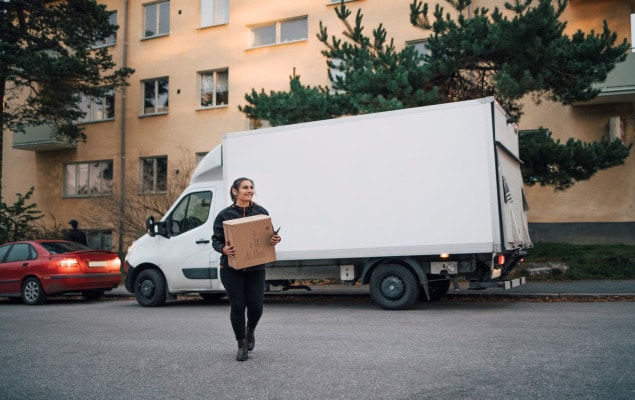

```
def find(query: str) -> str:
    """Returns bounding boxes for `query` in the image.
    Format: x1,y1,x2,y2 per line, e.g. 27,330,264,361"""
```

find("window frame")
200,0,229,28
143,1,170,39
93,11,118,48
63,160,114,198
198,69,229,108
77,87,115,123
139,156,168,194
249,16,308,48
141,77,169,115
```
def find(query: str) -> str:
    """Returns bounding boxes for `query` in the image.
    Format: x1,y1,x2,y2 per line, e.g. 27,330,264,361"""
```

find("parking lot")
1,295,634,400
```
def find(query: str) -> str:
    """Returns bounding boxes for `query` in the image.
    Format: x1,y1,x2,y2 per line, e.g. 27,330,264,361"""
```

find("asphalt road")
1,296,634,400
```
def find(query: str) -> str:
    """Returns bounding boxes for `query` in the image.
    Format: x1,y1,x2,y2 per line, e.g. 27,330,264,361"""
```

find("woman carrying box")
212,177,282,361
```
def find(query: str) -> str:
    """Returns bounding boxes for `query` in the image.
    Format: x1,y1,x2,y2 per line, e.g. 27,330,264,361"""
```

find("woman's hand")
271,233,281,245
223,242,236,257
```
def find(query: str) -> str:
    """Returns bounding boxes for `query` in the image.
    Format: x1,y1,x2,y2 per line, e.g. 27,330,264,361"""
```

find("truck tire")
370,264,420,310
134,269,167,307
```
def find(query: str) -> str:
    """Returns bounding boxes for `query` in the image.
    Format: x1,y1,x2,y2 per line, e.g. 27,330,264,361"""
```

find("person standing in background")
65,219,88,246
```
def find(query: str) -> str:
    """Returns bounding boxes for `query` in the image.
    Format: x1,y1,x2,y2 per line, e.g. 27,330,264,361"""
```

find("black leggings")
220,267,266,342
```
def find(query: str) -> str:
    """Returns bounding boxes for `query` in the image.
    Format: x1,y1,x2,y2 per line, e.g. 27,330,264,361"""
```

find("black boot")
246,326,255,351
236,339,248,361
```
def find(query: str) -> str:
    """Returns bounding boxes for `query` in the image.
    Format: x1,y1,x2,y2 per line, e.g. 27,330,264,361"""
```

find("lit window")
144,1,170,38
201,0,229,27
140,156,168,194
64,161,113,197
78,88,115,123
251,16,308,48
199,69,228,107
142,78,169,115
93,11,117,47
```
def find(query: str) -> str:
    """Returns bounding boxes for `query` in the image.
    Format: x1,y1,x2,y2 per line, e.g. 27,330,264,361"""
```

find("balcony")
12,124,77,151
578,51,635,106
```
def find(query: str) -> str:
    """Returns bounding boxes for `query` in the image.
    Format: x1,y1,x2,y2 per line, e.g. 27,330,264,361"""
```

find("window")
5,244,37,263
64,161,113,197
328,58,345,93
78,88,115,123
199,69,228,107
201,0,228,27
169,191,212,235
250,16,308,47
144,1,170,38
140,156,168,194
86,230,113,250
94,11,117,47
407,39,430,65
142,77,169,115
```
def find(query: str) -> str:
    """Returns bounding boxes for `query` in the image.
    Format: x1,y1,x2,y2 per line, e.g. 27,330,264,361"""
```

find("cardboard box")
223,215,277,269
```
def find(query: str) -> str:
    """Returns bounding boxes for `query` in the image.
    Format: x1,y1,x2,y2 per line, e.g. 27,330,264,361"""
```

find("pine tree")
1,0,134,142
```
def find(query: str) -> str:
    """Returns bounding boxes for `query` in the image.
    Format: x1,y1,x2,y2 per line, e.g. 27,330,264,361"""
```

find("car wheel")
369,264,419,310
22,277,47,305
134,269,167,307
82,289,106,301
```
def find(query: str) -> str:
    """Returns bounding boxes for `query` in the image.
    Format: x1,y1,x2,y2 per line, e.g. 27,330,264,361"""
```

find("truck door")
158,190,219,291
496,145,532,250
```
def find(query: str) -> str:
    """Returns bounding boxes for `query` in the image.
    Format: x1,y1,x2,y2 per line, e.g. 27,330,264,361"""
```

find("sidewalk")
107,280,635,300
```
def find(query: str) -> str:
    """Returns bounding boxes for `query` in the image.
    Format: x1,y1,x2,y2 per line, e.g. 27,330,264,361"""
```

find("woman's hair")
230,177,254,203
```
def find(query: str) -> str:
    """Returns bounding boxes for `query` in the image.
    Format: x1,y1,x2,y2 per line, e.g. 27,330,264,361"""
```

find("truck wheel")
22,277,47,305
134,269,167,307
370,264,419,310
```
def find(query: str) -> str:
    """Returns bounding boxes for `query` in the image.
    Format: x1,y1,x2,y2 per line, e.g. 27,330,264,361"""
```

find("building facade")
3,0,634,251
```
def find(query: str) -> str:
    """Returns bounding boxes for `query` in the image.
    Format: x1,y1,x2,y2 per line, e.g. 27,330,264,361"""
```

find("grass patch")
517,242,635,281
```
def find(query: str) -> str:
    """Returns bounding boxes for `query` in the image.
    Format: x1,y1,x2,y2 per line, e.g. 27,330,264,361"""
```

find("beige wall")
3,0,634,249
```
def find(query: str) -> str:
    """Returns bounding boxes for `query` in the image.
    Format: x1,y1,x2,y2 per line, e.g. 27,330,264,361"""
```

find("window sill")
248,38,308,50
76,118,115,126
197,104,229,111
140,112,169,118
141,33,170,41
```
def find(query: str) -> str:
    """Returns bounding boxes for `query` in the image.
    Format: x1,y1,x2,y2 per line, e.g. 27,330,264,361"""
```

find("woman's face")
233,180,254,205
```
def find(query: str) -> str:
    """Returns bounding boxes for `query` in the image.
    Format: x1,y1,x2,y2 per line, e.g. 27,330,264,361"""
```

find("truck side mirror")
146,216,156,237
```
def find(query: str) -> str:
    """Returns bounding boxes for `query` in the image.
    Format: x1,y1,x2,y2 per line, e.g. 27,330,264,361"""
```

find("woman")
212,177,281,361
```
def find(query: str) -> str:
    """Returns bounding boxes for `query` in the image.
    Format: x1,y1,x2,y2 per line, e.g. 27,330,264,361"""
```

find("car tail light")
60,258,80,268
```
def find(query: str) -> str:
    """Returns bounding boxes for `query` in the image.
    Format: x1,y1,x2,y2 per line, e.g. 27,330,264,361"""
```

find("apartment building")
3,0,634,252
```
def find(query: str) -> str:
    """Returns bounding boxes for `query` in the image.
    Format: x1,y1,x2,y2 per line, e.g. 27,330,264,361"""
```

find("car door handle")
196,239,210,244
22,262,29,267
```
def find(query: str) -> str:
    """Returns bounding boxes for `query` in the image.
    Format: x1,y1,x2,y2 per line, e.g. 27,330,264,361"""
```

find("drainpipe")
118,0,129,257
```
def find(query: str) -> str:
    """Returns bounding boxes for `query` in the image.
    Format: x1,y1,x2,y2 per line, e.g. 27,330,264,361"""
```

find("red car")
0,240,122,305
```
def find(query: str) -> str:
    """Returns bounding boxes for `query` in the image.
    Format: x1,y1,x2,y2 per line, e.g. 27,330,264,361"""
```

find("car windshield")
41,241,92,254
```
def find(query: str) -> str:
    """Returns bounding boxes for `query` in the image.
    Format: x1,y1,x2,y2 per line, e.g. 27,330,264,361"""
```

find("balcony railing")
12,124,77,151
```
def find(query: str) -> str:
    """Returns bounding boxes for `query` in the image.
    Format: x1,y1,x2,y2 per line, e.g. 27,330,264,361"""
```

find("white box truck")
124,97,532,309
